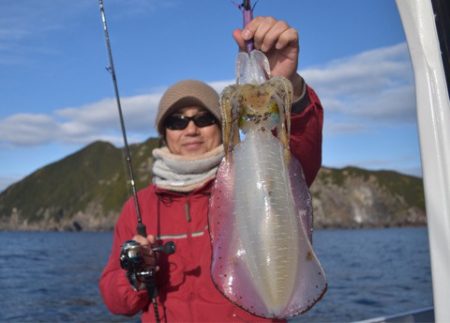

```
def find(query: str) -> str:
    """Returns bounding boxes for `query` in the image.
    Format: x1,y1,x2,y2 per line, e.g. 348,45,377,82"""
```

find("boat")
356,306,435,323
360,0,449,322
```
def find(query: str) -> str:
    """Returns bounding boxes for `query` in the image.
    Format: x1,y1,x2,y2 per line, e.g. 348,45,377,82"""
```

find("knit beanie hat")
156,80,221,135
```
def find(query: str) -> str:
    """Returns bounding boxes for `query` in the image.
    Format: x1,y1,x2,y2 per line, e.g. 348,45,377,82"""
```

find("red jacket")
99,86,323,322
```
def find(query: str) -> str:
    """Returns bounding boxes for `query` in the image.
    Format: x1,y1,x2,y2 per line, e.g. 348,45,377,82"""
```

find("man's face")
164,106,221,156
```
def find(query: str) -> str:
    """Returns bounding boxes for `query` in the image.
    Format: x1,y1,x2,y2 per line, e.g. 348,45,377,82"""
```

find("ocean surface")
0,227,433,322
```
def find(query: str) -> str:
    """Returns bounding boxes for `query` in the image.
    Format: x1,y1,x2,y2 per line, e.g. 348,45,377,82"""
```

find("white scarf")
152,145,224,192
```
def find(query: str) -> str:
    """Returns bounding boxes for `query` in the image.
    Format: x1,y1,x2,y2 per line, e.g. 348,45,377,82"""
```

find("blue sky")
0,0,420,192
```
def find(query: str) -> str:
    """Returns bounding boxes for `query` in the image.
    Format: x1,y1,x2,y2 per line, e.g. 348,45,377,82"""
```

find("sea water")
0,227,433,322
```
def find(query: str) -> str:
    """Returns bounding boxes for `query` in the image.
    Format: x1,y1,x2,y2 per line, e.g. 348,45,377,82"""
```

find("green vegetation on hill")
0,138,160,228
0,138,426,230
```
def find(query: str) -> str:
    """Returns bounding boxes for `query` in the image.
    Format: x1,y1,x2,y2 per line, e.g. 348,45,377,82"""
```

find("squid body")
208,50,327,318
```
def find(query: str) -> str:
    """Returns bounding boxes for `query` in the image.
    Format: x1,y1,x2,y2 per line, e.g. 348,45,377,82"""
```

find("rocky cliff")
0,139,426,231
311,167,425,228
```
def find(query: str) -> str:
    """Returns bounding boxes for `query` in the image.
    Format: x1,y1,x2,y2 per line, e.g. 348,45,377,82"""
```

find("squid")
208,50,327,319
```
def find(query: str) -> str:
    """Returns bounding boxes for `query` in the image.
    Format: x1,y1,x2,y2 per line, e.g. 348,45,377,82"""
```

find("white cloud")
304,43,411,96
0,114,59,145
0,43,415,147
325,122,368,135
302,42,415,131
0,77,237,148
56,93,162,143
351,84,416,121
209,80,234,93
0,92,164,147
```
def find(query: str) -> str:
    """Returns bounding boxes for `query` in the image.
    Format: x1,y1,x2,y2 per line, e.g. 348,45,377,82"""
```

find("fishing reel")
120,240,176,294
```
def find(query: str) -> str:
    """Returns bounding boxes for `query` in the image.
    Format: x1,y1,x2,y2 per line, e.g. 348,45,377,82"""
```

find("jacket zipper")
184,199,191,223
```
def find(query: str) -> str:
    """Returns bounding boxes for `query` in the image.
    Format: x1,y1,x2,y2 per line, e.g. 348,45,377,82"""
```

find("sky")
0,0,421,192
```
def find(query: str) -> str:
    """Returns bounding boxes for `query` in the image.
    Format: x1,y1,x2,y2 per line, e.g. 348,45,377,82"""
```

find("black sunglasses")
164,112,218,130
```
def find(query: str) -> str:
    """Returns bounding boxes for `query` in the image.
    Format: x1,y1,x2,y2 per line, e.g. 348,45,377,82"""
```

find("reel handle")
136,222,176,255
152,241,176,255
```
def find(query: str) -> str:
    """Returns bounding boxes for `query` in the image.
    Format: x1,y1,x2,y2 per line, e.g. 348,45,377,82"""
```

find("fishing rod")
98,0,146,238
98,2,175,322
